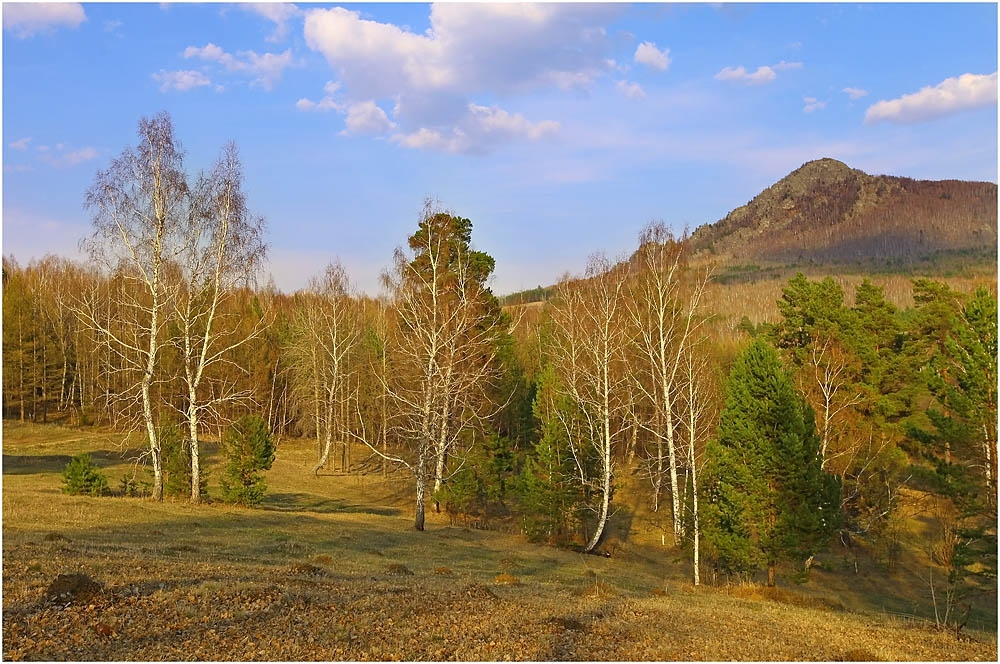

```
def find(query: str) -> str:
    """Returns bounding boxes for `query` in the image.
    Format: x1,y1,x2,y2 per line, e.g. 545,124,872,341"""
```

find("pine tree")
61,453,109,497
220,415,276,506
512,365,588,542
702,340,841,585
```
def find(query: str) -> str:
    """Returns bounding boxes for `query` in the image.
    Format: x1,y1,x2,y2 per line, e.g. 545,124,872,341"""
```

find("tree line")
2,113,995,618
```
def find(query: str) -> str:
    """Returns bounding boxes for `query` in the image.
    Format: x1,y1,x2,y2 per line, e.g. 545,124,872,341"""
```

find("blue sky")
3,2,997,294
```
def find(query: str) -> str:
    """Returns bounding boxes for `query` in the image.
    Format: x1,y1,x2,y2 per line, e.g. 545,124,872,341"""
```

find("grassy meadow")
2,420,996,661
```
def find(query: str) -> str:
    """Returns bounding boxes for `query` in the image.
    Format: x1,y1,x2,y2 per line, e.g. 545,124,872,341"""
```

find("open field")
2,421,996,661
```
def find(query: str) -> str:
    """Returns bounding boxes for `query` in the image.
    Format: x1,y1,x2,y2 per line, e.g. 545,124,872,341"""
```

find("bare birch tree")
287,262,361,476
547,255,630,553
801,332,864,471
678,345,715,585
172,142,267,502
80,112,187,501
625,222,708,542
355,205,503,530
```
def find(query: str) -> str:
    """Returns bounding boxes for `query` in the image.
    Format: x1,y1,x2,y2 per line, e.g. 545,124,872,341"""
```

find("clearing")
2,421,996,661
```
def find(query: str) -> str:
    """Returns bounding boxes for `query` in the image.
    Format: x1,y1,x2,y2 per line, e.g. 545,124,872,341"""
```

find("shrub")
118,476,144,497
219,415,275,506
61,454,109,497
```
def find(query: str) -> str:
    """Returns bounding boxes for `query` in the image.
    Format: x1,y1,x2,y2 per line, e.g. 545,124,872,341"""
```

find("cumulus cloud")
716,60,801,85
391,103,559,155
302,4,612,152
240,3,302,42
634,41,670,71
616,80,646,100
864,72,997,125
184,42,295,90
341,101,396,135
3,2,85,38
153,69,211,92
304,5,618,98
8,137,32,150
803,97,827,113
296,83,394,136
843,87,868,100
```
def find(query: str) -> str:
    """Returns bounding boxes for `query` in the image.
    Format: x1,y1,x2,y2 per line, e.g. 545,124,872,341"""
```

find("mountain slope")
689,158,997,266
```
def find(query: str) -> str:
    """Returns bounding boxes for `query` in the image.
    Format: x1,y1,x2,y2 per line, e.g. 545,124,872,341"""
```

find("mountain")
688,158,997,266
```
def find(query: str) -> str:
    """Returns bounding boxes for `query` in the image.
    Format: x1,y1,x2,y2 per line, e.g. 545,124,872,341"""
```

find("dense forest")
3,113,997,630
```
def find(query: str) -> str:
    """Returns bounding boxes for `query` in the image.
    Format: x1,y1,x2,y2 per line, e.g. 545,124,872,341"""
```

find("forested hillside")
689,158,998,266
3,115,997,654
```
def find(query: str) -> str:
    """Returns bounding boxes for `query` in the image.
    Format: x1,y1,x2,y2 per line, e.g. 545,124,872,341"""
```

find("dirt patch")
386,563,413,576
313,554,334,565
494,573,519,586
43,573,102,605
433,566,452,575
43,533,69,542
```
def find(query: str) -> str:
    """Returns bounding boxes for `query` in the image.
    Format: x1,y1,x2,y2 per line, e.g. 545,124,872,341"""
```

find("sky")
3,2,997,295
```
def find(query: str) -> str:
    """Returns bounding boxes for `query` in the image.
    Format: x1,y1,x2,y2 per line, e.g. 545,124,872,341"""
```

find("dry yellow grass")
2,421,996,661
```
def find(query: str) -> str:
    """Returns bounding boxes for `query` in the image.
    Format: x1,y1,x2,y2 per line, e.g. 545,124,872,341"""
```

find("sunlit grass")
2,421,995,661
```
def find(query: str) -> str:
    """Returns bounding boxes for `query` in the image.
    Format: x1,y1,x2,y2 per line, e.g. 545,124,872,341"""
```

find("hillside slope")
688,158,997,266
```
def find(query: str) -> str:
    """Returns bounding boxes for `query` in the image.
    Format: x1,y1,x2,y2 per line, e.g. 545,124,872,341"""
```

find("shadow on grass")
2,450,128,475
260,492,399,517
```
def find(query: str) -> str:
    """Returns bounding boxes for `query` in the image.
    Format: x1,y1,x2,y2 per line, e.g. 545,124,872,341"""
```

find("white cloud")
240,3,301,42
803,97,827,113
8,137,32,150
103,18,123,34
296,81,344,112
303,4,614,151
716,65,776,85
865,72,997,124
3,2,85,38
391,103,559,155
634,41,670,71
39,146,97,168
153,69,211,92
616,80,646,100
296,84,394,136
4,164,35,173
341,101,396,135
468,103,559,140
184,42,295,90
843,87,868,100
715,60,800,86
